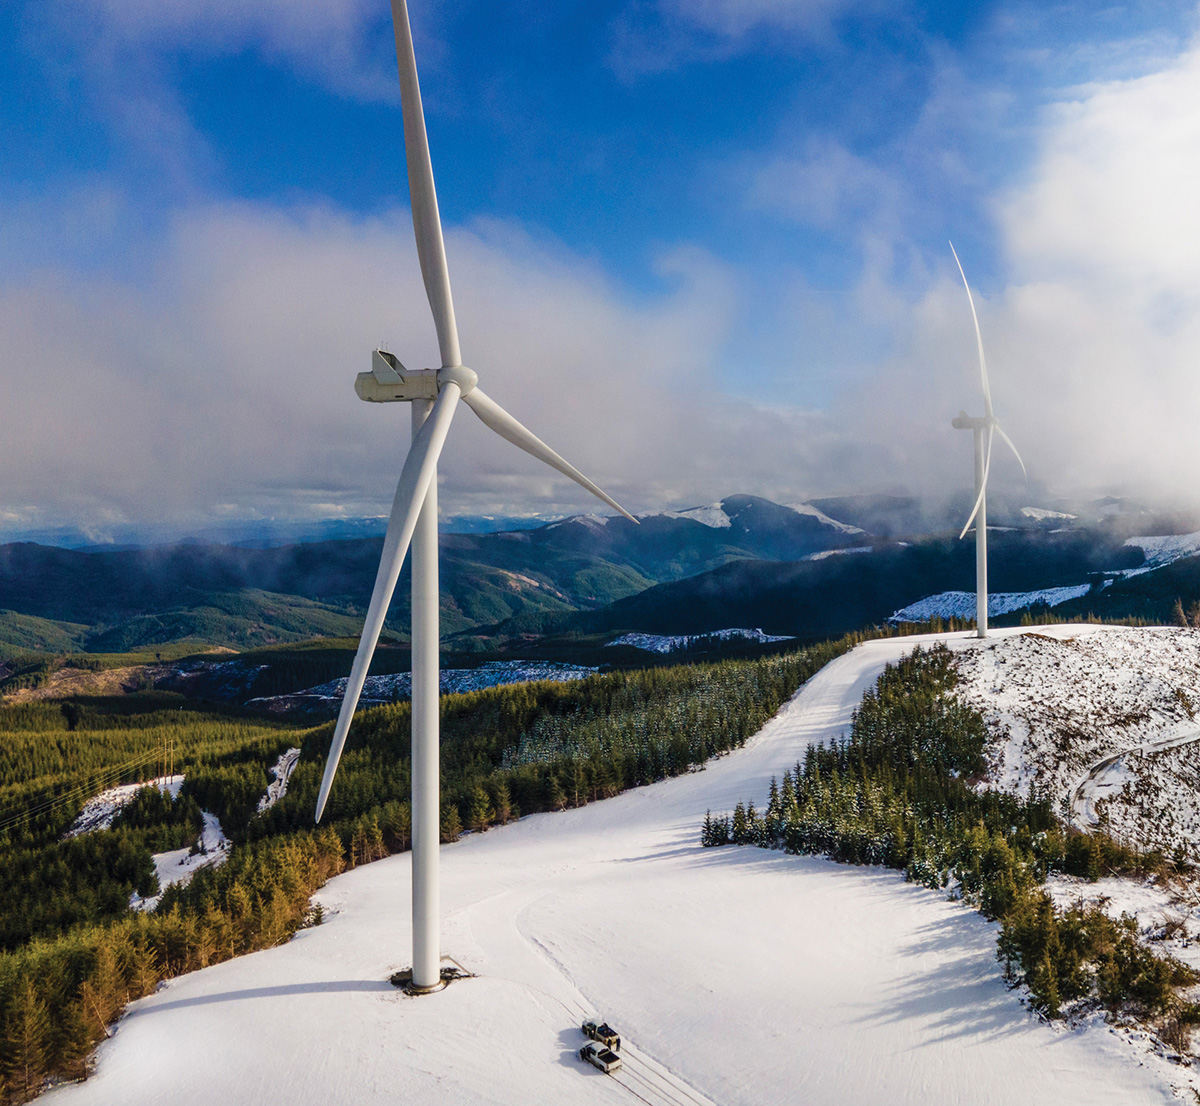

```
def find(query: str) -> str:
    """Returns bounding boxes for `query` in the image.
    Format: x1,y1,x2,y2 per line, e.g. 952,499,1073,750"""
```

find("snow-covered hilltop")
247,661,599,714
607,627,793,653
41,628,1189,1106
890,585,1092,623
954,626,1200,864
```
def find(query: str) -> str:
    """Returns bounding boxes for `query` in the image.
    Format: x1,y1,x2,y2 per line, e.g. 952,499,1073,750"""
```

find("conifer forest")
704,645,1200,1026
0,633,860,1102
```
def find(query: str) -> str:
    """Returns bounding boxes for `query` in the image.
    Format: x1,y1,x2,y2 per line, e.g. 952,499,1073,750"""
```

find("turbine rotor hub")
437,364,477,397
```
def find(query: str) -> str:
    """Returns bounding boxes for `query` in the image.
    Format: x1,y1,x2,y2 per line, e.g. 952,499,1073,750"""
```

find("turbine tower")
315,0,636,993
949,242,1026,639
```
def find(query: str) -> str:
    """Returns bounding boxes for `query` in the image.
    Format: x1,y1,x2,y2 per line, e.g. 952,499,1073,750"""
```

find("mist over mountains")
2,493,1198,657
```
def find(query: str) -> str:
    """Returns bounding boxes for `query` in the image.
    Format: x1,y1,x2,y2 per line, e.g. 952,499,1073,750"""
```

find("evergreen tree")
440,802,462,843
490,780,513,826
3,979,49,1100
365,815,386,862
467,787,495,834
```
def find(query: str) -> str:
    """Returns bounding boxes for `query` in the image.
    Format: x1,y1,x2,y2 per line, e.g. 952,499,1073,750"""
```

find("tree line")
704,644,1199,1028
0,630,872,1102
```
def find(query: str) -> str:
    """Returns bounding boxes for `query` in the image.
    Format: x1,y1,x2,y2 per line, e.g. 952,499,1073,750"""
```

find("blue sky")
2,0,1200,533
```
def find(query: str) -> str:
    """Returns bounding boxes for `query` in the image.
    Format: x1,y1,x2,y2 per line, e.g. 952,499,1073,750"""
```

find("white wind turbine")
314,0,636,993
949,243,1026,639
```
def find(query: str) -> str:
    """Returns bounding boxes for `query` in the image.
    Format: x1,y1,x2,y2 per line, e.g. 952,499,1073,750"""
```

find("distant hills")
3,493,1200,656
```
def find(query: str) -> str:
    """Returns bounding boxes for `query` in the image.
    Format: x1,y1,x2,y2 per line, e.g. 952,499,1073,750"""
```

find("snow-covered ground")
804,545,873,561
43,628,1189,1106
607,628,793,653
659,502,733,528
1022,507,1077,521
1126,531,1200,570
953,627,1200,864
248,661,599,713
66,775,185,837
257,747,302,813
889,585,1092,623
130,811,230,913
784,501,865,534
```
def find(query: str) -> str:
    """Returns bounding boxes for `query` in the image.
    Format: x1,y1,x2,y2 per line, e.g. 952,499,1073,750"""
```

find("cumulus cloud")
984,38,1200,498
744,138,907,233
0,197,860,528
608,0,877,76
47,0,401,101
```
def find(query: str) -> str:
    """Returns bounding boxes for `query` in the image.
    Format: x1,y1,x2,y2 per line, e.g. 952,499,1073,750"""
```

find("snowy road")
43,629,1178,1106
1073,722,1200,830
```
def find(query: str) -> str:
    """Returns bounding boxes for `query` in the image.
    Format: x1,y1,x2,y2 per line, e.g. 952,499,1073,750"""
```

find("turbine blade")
958,425,995,541
949,241,992,419
462,387,637,523
315,384,462,822
995,423,1028,481
391,0,462,370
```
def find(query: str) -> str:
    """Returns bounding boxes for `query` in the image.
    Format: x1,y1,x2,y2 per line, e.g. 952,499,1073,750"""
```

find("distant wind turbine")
314,0,636,993
949,242,1026,639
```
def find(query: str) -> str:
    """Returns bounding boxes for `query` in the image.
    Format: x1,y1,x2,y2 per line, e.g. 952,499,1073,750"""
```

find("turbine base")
389,961,473,996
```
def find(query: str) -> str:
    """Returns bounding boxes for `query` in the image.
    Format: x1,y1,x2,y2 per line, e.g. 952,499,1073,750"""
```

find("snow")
66,776,185,837
952,628,1200,843
248,661,599,713
43,628,1186,1106
1022,507,1077,521
607,628,793,653
258,748,301,813
130,811,231,913
784,501,866,534
660,502,732,528
804,545,872,561
889,585,1092,623
1125,530,1200,569
546,513,612,532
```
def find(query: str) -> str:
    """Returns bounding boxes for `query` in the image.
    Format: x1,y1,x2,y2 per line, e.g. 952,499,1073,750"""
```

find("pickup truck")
581,1020,620,1050
580,1041,622,1073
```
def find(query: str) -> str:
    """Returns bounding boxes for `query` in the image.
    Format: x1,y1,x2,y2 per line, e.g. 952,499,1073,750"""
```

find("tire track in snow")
1072,724,1200,831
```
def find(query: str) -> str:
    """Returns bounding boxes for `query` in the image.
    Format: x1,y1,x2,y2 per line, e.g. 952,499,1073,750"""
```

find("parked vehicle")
582,1020,621,1050
580,1041,622,1073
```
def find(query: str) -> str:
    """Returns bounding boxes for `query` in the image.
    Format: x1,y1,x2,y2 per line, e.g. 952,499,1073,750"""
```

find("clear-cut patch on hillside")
953,627,1200,863
889,585,1092,623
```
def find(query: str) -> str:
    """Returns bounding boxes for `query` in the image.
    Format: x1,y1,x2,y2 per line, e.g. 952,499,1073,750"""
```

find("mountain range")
2,493,1198,657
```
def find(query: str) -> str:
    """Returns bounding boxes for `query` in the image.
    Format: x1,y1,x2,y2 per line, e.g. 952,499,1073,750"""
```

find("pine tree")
490,780,513,826
731,801,748,844
349,822,368,868
467,786,495,834
544,772,566,812
3,978,49,1100
365,814,387,862
440,802,462,843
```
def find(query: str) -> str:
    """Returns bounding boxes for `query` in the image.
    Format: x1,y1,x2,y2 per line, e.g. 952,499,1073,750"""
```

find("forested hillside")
0,634,863,1102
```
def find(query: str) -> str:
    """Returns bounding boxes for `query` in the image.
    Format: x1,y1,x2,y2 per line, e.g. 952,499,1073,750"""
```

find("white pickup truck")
580,1041,622,1073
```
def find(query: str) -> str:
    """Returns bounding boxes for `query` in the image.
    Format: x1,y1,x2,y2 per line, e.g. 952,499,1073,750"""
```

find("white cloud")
54,0,400,100
980,37,1200,497
608,0,879,76
662,0,868,39
1,197,858,528
745,138,905,233
1003,46,1200,298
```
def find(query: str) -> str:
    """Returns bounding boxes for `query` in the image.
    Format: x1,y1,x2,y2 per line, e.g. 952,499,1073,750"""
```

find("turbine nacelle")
951,412,993,431
355,350,478,403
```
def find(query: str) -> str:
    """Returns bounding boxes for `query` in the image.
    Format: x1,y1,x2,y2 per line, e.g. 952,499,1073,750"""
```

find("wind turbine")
949,242,1026,639
314,0,636,993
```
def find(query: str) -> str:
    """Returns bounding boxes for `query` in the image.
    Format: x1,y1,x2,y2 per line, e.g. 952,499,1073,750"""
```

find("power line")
0,749,163,835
